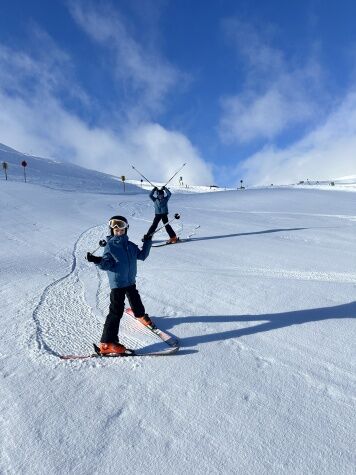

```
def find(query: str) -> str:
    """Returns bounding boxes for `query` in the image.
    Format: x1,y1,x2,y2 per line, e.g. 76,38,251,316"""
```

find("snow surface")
0,143,141,194
0,147,355,474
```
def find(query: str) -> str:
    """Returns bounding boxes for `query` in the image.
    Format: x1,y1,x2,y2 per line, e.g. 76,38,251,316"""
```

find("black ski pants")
147,213,176,238
101,285,145,343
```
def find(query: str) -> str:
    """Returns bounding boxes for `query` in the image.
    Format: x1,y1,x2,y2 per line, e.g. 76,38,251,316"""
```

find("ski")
152,238,182,248
152,225,200,248
60,345,178,360
60,309,179,360
153,237,197,248
124,308,179,347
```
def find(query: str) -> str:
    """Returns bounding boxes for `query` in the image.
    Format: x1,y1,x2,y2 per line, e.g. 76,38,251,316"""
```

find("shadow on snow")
174,227,309,244
153,301,356,349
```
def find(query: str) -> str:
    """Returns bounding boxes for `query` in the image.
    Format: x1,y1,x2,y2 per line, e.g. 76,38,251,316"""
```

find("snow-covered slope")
0,143,142,194
126,178,233,193
0,148,355,474
291,175,356,192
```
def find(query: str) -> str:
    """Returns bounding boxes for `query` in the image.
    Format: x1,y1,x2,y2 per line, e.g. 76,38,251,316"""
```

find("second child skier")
146,186,178,244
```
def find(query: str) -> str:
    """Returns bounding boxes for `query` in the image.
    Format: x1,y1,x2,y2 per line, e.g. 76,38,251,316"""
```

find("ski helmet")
108,215,129,235
157,189,164,197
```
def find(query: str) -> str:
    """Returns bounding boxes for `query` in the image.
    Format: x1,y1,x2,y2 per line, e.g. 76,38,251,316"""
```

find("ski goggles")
109,219,128,230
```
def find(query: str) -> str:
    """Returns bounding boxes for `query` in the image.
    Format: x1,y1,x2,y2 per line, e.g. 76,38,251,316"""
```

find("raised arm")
149,187,157,202
137,239,152,261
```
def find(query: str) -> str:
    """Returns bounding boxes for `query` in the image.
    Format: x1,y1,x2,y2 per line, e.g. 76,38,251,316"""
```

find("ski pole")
163,163,186,188
87,239,107,257
131,165,156,188
148,213,180,238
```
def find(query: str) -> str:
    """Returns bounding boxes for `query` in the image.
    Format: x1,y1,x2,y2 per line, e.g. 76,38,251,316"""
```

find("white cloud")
123,123,213,184
238,91,356,185
220,86,315,143
0,40,212,185
219,18,322,143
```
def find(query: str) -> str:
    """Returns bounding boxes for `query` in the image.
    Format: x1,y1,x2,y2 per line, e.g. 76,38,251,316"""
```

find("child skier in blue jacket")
146,186,178,243
87,215,153,355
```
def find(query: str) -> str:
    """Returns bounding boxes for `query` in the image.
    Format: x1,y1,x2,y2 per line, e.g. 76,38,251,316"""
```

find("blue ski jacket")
97,234,151,289
149,189,172,215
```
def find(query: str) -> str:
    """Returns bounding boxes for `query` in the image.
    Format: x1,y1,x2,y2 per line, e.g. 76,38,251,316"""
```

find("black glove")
153,187,158,192
142,234,152,242
86,252,102,264
162,186,166,190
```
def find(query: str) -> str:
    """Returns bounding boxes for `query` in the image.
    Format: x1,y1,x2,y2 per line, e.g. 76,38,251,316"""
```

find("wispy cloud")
217,17,356,185
219,18,323,143
68,0,183,121
237,91,356,185
0,25,212,185
0,28,89,107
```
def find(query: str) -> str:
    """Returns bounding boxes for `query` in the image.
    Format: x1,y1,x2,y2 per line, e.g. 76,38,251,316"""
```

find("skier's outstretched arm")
137,239,152,261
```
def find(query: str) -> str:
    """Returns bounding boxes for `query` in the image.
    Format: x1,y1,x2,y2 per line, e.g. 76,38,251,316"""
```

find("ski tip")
166,338,179,347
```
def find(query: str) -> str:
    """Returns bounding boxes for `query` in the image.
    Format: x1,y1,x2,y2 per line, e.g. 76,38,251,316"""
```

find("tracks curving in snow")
29,223,166,364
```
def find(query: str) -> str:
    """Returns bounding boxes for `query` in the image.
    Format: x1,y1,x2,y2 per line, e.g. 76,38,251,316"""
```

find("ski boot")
166,236,178,244
98,342,127,356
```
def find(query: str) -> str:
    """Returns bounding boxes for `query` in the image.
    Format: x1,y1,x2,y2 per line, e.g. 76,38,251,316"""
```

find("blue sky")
0,0,356,186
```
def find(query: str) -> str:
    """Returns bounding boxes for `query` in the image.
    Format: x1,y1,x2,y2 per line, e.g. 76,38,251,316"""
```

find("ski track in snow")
28,199,192,367
29,223,168,367
117,200,152,223
181,206,356,222
163,265,356,284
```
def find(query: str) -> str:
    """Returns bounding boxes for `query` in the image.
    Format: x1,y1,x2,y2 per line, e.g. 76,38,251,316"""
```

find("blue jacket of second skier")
150,189,171,215
97,235,151,289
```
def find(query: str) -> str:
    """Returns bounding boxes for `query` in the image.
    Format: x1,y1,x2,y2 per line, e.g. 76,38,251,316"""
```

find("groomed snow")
0,149,355,474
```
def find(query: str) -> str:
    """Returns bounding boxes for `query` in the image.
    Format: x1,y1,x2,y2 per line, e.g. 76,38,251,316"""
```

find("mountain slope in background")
0,143,140,194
